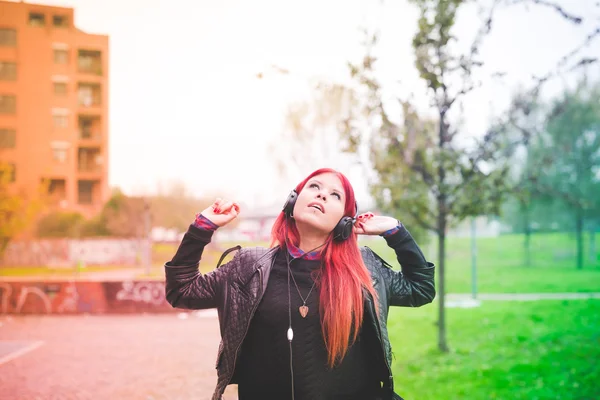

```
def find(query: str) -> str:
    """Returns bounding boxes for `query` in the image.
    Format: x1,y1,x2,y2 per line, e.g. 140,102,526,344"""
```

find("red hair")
270,168,378,367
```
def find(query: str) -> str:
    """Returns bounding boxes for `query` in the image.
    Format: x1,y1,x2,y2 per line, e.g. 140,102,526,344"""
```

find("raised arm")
377,225,436,307
355,213,435,307
164,198,241,309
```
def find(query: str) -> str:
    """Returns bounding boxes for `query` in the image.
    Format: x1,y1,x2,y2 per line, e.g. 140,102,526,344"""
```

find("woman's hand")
353,212,398,235
199,198,240,227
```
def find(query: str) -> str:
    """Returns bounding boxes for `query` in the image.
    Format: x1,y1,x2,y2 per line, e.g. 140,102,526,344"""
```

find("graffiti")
0,281,175,314
0,239,149,267
15,287,52,313
116,281,166,306
0,282,85,314
0,283,12,314
56,283,79,313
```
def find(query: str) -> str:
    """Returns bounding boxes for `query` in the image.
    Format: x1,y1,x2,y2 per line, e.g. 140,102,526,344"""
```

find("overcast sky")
29,0,600,210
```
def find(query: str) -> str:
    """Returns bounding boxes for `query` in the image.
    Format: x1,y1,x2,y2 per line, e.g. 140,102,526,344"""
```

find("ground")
0,313,236,400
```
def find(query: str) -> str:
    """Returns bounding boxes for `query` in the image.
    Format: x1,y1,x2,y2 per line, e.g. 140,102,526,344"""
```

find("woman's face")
293,172,347,235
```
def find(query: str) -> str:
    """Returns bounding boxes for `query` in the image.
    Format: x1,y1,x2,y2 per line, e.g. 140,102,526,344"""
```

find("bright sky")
29,0,600,210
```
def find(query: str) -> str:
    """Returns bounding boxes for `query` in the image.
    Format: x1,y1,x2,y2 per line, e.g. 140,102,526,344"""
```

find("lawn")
387,299,600,400
362,232,600,294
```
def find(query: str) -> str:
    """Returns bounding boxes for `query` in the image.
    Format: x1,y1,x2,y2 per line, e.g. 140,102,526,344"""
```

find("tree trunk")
576,208,584,269
437,106,449,353
523,203,531,267
590,224,596,264
437,225,448,352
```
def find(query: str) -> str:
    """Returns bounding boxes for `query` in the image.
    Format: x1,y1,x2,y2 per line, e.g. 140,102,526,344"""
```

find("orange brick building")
0,0,109,217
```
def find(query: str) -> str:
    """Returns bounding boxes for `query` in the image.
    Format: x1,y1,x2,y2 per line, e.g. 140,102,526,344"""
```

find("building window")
0,62,17,81
52,148,68,163
0,129,16,148
54,82,67,96
0,95,16,114
29,13,46,27
0,29,16,46
51,141,70,163
54,49,68,64
0,163,16,183
78,180,94,204
47,179,67,202
53,15,68,28
53,115,68,128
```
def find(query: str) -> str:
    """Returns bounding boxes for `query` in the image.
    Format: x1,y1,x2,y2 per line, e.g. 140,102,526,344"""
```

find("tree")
0,162,45,256
99,190,148,238
526,79,600,269
37,211,87,238
343,0,597,351
498,90,548,267
149,182,219,232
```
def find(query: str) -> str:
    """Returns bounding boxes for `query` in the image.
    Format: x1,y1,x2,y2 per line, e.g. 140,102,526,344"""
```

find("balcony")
77,147,102,174
78,179,100,205
78,83,101,108
78,50,102,75
78,115,102,141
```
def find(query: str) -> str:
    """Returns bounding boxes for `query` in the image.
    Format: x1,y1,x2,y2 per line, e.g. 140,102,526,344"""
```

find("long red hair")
270,168,378,367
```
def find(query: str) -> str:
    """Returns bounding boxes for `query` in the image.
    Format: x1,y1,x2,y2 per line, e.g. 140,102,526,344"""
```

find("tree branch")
470,0,502,59
507,0,583,24
404,207,439,234
530,27,600,96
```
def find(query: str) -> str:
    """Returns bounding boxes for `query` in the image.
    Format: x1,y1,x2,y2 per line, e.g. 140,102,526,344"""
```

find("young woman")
165,168,435,400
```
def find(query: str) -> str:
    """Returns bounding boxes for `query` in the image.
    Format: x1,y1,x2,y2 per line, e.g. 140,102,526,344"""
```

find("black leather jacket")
165,225,435,400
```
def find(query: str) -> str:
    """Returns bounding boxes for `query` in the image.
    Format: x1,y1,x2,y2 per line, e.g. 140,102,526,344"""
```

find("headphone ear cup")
333,216,355,242
282,190,298,218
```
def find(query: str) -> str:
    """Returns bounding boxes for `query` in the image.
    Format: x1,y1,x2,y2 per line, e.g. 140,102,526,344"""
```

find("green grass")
363,232,600,293
388,299,600,400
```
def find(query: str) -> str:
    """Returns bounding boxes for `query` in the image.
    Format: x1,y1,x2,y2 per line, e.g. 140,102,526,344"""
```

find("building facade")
0,0,109,217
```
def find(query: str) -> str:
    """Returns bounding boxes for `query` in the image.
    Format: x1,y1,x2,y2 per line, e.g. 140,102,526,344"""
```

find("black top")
234,249,382,400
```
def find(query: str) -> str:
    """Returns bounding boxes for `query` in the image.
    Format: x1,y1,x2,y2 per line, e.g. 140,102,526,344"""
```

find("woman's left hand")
353,213,399,235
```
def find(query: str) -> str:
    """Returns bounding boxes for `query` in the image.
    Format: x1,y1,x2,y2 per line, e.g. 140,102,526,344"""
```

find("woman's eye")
332,193,341,200
310,183,319,189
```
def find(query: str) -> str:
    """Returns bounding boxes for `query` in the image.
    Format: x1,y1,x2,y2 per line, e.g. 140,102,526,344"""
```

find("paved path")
0,314,237,400
1,294,598,399
446,292,600,301
445,292,600,308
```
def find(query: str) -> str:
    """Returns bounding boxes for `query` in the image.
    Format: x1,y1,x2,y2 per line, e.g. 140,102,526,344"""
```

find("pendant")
299,305,309,318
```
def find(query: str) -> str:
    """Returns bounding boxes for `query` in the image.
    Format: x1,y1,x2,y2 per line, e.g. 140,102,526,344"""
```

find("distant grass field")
363,232,600,294
387,299,600,400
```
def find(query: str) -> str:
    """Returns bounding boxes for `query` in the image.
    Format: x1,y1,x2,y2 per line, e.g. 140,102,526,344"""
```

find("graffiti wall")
0,239,148,267
0,280,177,314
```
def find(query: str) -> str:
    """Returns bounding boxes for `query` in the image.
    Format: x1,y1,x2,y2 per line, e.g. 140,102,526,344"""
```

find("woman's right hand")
199,198,240,227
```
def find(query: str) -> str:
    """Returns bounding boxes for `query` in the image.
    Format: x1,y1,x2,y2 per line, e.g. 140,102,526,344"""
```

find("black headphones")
282,189,358,242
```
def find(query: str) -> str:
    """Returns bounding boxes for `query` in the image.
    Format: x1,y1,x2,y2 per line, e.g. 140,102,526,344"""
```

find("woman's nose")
317,193,327,201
